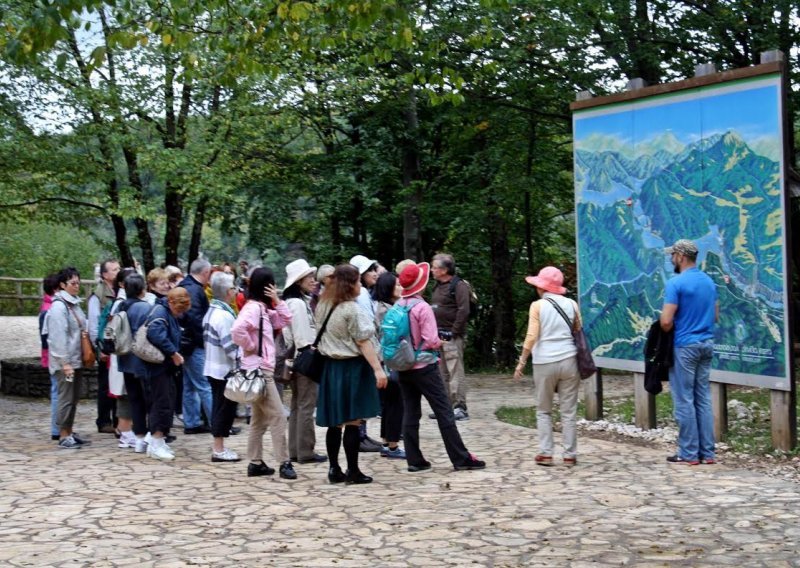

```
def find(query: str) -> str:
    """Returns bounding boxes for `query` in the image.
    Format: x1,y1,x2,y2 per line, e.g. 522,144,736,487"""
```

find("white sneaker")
212,448,241,462
118,432,137,449
148,438,175,461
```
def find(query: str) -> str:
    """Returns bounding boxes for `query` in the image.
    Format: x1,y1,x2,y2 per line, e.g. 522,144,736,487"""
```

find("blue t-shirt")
664,267,716,347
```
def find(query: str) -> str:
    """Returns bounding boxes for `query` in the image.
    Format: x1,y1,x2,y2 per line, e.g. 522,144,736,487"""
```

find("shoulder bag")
132,305,167,364
224,305,268,403
545,297,598,380
293,304,337,383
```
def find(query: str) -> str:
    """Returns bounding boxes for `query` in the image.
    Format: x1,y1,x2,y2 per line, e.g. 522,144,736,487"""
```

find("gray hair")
210,271,234,301
432,253,456,275
190,258,211,276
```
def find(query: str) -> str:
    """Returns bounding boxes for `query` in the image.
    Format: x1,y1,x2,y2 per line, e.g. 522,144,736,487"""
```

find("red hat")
399,262,430,298
525,266,567,295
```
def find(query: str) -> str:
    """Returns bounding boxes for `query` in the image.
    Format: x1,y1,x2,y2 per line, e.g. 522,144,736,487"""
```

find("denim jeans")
182,348,213,429
669,341,715,461
50,374,59,437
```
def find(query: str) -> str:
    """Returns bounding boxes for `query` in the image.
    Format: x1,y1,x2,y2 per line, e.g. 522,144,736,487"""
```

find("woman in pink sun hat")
514,266,583,468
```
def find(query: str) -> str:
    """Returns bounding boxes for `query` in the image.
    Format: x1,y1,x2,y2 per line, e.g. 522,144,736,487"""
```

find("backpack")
96,301,115,354
380,299,437,371
449,276,479,320
100,302,133,355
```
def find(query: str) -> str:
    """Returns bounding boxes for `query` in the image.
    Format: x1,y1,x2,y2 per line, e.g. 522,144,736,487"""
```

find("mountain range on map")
575,129,786,379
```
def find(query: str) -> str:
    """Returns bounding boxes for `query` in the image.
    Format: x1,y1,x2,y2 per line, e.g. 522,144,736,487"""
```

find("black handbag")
545,297,598,380
293,305,337,383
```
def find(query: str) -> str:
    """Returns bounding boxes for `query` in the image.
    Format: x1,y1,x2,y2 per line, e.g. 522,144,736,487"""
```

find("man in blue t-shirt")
660,239,719,466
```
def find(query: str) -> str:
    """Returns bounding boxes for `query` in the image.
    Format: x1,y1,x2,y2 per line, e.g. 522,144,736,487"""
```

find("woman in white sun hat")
282,259,327,465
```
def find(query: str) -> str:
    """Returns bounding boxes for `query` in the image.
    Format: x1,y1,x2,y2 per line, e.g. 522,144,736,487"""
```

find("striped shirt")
202,299,239,380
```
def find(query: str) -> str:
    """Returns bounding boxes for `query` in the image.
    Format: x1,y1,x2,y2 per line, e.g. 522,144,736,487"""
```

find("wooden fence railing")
0,277,96,315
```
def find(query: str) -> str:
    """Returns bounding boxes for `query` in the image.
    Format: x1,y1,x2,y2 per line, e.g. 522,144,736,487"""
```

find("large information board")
572,65,791,390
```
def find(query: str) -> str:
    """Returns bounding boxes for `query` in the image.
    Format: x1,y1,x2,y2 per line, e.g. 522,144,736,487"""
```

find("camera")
438,330,453,341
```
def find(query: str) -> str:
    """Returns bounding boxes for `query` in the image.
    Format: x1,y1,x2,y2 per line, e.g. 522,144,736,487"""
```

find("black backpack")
448,276,479,320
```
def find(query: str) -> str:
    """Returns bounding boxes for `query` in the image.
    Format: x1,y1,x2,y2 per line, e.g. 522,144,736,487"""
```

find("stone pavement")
1,375,800,567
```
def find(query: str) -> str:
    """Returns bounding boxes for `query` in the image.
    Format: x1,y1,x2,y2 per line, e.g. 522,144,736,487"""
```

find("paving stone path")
2,372,800,567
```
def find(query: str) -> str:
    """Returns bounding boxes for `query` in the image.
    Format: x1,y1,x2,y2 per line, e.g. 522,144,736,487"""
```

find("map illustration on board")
573,77,789,386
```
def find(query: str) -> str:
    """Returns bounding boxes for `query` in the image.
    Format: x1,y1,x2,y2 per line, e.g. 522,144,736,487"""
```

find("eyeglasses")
66,280,80,286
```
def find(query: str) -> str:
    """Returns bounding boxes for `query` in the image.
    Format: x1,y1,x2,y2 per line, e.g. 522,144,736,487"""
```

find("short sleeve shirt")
664,267,716,347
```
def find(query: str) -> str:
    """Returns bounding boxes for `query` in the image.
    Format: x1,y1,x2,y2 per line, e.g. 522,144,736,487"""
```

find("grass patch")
496,385,799,456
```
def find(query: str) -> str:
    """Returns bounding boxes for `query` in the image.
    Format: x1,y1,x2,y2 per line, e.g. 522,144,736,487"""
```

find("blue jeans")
669,341,715,461
50,374,59,436
182,348,213,428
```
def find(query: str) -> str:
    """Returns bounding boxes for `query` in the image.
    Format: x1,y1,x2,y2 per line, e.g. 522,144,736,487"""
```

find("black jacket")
644,320,673,395
177,274,209,353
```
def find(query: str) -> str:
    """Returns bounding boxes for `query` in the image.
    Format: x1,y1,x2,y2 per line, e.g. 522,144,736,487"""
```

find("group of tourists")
40,236,718,480
40,252,486,484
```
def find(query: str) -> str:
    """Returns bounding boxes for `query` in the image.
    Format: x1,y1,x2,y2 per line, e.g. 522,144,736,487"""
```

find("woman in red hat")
395,262,485,473
514,266,583,467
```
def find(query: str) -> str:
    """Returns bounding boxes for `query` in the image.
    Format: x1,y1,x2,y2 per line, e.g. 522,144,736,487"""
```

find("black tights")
326,424,361,475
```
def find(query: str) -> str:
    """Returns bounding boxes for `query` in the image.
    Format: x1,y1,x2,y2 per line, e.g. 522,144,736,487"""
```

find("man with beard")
660,239,719,466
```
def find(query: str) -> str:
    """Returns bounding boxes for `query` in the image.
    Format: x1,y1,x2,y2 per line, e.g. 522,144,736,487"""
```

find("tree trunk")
188,195,208,265
401,89,423,260
524,117,537,274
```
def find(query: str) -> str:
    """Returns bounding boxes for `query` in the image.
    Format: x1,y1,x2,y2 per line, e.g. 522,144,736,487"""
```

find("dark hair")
321,264,360,306
100,259,119,275
124,273,146,299
360,263,378,287
42,273,60,296
282,282,303,301
371,272,397,304
116,267,136,287
56,267,80,286
248,267,276,307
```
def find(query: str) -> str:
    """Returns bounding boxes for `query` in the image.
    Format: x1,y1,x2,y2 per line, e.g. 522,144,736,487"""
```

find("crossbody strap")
55,297,85,330
312,304,338,348
544,297,575,332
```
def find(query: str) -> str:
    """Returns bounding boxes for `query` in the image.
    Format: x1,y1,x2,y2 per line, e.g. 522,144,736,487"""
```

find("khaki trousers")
438,336,467,410
288,372,319,461
534,356,580,459
247,374,289,464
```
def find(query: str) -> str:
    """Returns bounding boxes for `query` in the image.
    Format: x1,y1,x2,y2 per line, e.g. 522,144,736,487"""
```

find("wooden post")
583,369,603,420
710,382,727,441
771,390,797,451
633,372,655,429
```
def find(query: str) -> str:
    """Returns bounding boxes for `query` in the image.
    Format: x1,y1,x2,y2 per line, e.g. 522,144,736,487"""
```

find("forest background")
0,0,798,368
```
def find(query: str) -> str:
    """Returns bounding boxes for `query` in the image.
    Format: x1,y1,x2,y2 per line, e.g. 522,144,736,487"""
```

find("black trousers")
123,372,149,436
380,373,404,443
398,363,471,467
148,369,175,435
209,377,238,438
95,361,117,428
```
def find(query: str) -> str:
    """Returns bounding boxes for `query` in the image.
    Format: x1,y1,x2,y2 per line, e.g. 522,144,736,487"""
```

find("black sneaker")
359,437,382,452
407,460,432,473
247,461,275,477
184,425,211,435
165,434,177,444
454,454,486,471
51,435,60,441
229,426,242,435
666,455,699,465
279,461,297,480
298,453,328,464
71,433,92,446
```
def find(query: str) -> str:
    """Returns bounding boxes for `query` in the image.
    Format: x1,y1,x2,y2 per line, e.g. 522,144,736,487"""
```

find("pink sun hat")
525,266,567,295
